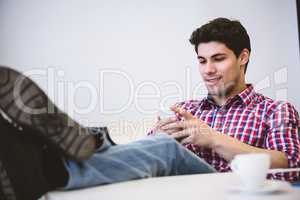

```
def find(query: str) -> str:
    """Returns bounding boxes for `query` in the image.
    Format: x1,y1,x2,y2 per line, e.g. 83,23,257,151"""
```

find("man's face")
197,41,246,98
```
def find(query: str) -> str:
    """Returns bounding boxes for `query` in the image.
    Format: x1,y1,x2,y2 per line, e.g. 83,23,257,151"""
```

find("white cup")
230,153,271,190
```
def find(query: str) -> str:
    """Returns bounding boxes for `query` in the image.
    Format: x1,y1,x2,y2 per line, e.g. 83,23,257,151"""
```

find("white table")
43,172,300,200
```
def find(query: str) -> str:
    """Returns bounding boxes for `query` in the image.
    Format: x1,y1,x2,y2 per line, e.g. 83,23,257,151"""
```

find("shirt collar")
237,84,256,105
202,84,256,108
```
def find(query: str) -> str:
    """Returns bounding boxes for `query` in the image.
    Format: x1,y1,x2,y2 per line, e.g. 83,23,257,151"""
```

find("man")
150,18,300,182
0,18,299,200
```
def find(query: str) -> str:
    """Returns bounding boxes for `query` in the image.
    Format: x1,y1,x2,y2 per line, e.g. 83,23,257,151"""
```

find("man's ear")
238,48,250,66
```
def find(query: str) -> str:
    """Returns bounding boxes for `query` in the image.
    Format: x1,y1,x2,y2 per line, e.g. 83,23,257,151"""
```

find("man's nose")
204,62,217,74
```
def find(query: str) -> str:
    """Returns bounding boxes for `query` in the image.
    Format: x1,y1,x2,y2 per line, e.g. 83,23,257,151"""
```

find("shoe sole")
0,66,96,160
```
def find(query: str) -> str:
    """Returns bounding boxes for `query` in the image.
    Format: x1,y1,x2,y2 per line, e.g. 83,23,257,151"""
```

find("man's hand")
161,105,219,148
159,106,289,168
153,115,183,135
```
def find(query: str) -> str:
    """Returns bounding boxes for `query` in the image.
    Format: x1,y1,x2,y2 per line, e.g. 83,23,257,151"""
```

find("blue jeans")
63,133,216,190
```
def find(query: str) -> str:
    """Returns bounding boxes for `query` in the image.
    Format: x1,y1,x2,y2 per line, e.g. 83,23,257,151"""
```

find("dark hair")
189,18,251,73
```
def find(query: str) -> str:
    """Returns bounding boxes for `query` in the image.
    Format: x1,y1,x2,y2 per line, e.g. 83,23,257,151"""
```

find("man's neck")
212,83,247,106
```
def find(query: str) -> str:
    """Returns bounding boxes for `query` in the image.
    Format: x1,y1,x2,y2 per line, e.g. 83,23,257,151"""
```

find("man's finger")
169,129,190,139
161,121,185,130
163,128,183,135
170,106,194,120
180,136,192,145
158,116,178,128
162,119,197,130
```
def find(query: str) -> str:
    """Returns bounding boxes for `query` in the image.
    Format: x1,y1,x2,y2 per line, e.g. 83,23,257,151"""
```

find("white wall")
0,0,299,142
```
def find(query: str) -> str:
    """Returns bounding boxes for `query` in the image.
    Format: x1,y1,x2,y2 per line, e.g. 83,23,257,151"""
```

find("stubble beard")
207,73,241,101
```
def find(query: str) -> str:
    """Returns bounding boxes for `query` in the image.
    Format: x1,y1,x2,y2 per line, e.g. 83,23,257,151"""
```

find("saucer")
228,180,290,194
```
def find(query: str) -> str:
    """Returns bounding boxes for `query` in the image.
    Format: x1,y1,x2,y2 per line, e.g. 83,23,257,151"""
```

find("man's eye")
214,57,225,61
199,60,206,64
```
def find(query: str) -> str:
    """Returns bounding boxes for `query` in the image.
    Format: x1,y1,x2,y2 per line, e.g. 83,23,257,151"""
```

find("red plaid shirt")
148,85,300,181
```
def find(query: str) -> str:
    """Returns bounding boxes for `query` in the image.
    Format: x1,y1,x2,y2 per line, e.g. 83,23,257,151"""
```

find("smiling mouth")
205,77,222,85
